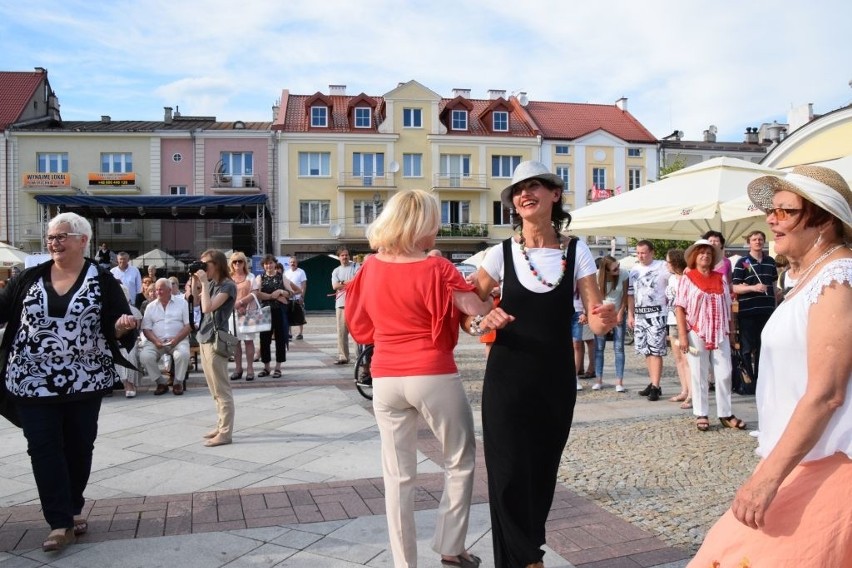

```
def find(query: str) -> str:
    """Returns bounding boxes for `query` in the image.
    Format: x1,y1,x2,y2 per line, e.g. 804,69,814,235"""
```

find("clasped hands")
479,302,616,333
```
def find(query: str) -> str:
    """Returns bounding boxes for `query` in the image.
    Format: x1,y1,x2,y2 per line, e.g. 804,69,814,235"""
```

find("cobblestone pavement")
453,331,759,555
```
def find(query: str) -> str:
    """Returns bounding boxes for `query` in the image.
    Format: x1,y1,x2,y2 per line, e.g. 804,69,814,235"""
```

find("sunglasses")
231,259,244,264
765,207,802,221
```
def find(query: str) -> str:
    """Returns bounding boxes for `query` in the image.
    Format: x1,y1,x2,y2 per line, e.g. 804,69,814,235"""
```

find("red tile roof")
439,98,537,137
524,101,657,143
0,71,44,129
279,94,385,132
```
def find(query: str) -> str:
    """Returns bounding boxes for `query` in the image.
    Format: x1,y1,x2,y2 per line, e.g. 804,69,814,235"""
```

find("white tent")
569,157,779,244
0,242,29,266
131,248,185,270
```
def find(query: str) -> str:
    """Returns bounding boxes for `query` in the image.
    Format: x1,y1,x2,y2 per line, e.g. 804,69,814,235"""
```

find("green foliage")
660,157,687,177
628,238,693,260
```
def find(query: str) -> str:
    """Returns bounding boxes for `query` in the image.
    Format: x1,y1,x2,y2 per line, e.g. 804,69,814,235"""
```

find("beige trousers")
199,342,234,440
373,373,476,567
336,308,351,362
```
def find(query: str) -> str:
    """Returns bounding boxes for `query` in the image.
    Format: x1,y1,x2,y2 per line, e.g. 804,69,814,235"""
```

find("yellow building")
274,81,658,260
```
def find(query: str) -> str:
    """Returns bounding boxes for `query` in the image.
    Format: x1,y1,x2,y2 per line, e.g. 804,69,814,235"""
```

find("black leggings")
259,306,288,364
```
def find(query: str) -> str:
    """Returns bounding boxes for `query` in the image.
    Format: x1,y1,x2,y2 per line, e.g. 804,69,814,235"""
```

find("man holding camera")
140,278,191,395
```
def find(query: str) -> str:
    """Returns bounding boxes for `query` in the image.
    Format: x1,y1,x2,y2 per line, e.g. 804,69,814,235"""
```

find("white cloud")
1,0,850,140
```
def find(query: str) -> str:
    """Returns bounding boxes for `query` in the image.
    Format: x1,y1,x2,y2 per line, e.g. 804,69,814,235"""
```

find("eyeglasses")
765,207,802,221
46,232,83,244
231,259,244,264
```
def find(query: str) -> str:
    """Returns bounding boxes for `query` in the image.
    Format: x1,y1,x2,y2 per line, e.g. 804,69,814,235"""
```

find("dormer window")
451,109,468,131
311,106,328,127
354,107,371,128
493,111,508,132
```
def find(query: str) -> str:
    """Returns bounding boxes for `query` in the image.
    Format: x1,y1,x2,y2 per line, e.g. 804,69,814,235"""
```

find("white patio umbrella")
461,248,492,268
0,242,29,266
131,248,186,270
569,157,780,244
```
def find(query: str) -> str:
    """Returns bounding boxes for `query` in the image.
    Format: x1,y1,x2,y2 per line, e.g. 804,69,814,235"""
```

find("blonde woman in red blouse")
675,239,743,432
346,189,491,568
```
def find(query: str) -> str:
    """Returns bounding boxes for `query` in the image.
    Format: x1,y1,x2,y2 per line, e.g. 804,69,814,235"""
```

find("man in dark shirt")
732,230,777,387
97,243,115,270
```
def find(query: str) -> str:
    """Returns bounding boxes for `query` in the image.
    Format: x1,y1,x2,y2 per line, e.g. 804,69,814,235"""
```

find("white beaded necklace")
793,244,844,287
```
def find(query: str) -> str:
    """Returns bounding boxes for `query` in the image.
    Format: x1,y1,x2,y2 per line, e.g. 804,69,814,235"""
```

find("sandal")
720,415,747,430
257,369,271,378
441,553,482,567
696,416,710,432
229,371,243,381
245,374,255,382
42,528,75,552
669,392,688,402
73,517,88,536
272,369,282,378
680,398,692,410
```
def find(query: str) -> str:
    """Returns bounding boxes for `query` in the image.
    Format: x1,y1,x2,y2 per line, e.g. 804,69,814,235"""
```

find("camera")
188,260,208,273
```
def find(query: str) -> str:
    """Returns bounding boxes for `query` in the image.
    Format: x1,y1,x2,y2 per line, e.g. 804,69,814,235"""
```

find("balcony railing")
338,173,395,188
212,173,259,189
437,223,489,238
432,173,488,190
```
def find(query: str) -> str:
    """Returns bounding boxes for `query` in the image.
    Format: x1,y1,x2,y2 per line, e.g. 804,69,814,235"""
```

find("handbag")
213,328,239,358
238,294,272,334
287,300,306,326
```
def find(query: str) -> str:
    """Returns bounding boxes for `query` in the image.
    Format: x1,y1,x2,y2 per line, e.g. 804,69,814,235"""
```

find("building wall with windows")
274,81,659,260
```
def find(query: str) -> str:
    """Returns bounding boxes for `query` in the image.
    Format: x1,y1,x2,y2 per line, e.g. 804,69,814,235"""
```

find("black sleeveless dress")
482,237,578,568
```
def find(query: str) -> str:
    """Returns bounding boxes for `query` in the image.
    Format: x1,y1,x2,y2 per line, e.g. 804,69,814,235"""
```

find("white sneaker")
591,383,602,391
615,384,626,393
125,390,136,398
576,379,583,391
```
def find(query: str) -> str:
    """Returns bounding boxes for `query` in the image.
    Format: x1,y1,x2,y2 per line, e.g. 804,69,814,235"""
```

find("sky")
2,0,851,142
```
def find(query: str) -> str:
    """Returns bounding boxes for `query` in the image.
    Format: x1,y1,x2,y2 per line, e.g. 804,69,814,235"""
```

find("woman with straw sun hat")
689,165,852,566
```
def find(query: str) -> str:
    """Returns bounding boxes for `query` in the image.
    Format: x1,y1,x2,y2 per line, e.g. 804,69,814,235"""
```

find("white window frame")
403,108,422,128
555,145,570,155
221,152,253,175
556,166,570,192
441,200,471,225
299,200,330,225
451,109,468,131
169,185,187,195
37,152,68,173
492,111,509,132
101,152,133,173
627,148,642,158
493,201,512,226
298,152,331,177
592,167,607,189
311,106,328,127
492,155,521,178
440,154,471,187
353,152,385,186
353,200,383,225
628,168,642,191
354,107,371,128
403,153,422,177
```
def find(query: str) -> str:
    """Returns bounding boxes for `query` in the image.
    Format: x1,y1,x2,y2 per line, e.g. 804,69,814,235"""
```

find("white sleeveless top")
755,258,852,461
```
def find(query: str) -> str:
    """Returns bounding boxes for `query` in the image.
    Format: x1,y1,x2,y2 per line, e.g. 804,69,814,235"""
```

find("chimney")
767,121,784,142
703,129,716,143
271,103,280,121
164,106,173,124
744,127,759,144
615,97,628,111
452,88,471,98
34,66,46,74
101,115,111,124
488,89,506,100
329,84,346,96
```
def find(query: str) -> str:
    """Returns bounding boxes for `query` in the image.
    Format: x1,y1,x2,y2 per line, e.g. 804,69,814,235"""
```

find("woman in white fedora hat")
690,165,852,566
465,161,615,568
674,239,741,432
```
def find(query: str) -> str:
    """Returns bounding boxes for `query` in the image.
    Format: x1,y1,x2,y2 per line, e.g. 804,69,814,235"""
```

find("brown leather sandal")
720,415,747,429
73,517,88,536
42,528,75,552
696,416,710,431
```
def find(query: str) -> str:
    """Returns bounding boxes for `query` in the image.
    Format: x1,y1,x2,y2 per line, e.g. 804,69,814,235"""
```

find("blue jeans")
18,397,102,529
594,319,626,379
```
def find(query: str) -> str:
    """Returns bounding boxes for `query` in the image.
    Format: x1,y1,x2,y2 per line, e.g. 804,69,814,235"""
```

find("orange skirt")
689,452,852,568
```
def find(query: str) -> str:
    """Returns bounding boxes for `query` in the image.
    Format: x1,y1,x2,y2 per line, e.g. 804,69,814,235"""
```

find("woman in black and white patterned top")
0,213,137,553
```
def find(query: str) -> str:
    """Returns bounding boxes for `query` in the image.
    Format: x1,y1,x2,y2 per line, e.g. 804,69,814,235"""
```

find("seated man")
140,278,191,395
